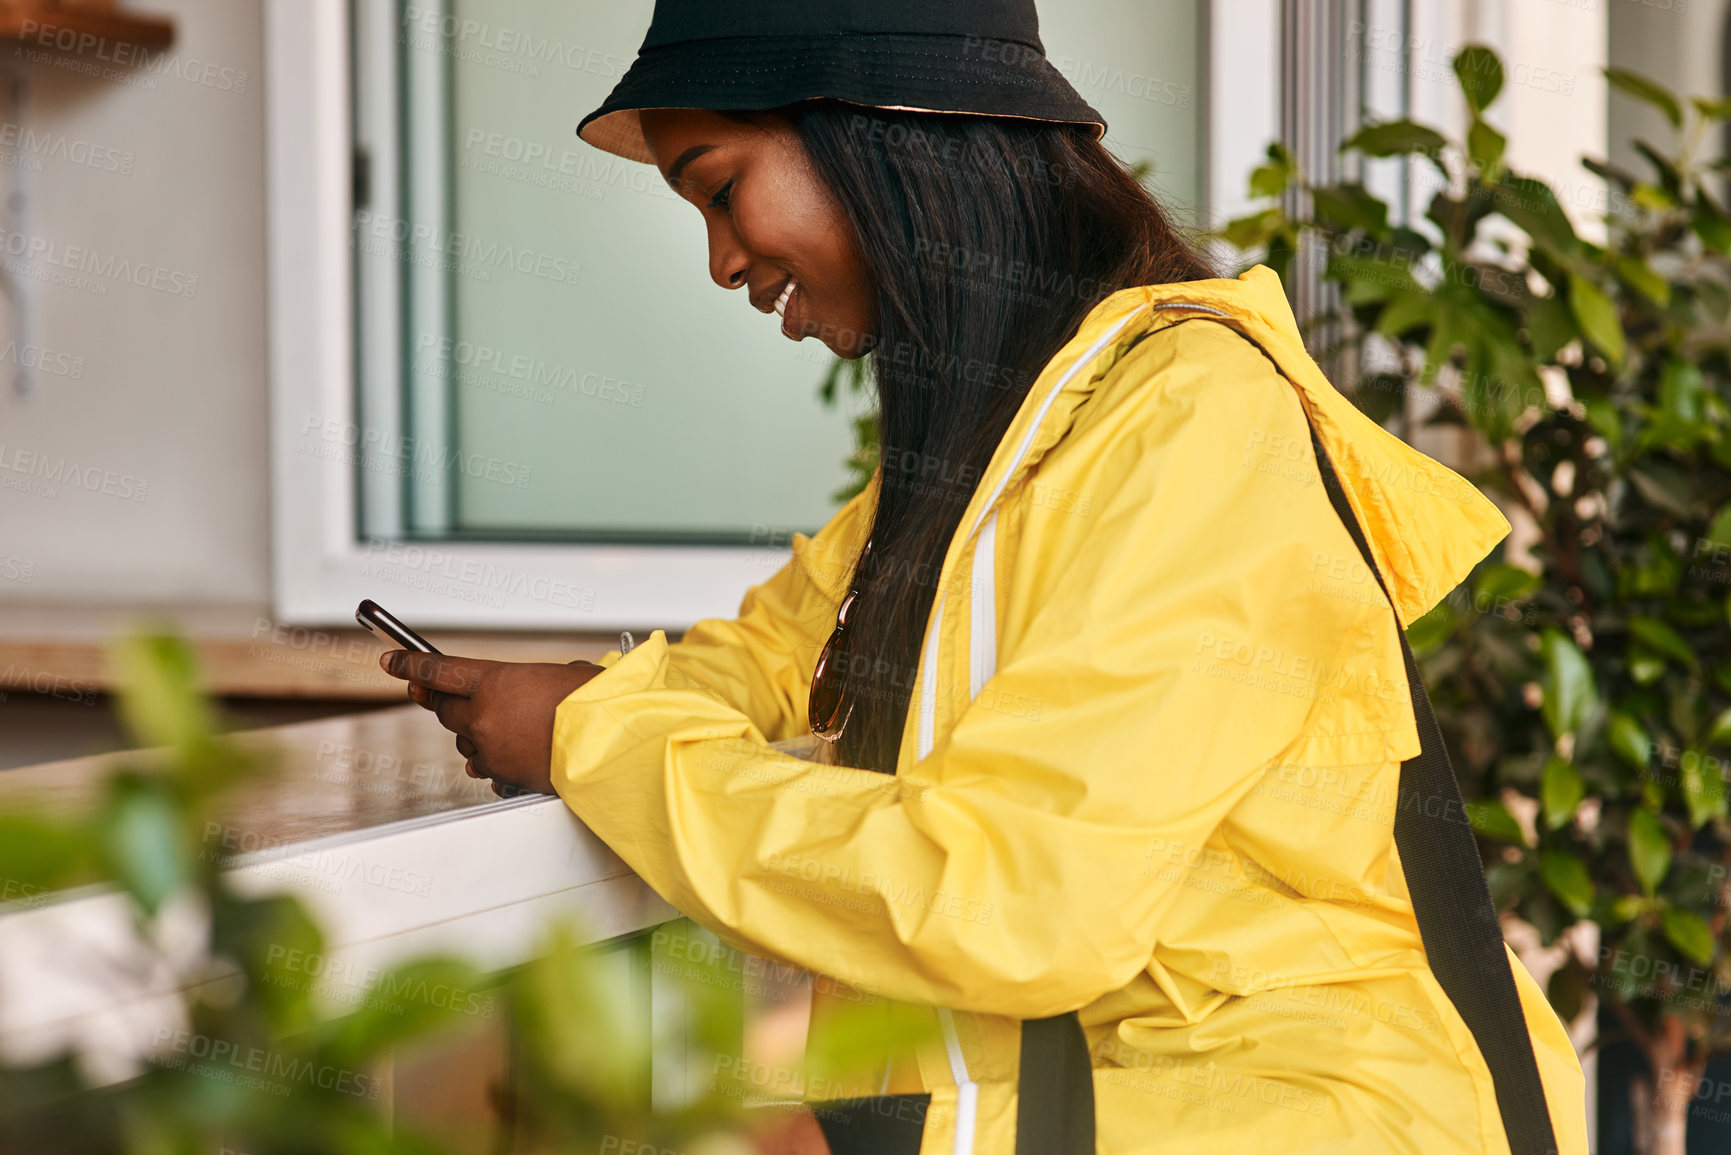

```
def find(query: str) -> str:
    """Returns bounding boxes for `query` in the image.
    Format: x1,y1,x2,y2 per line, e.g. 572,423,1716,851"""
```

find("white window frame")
266,0,786,629
265,0,1283,629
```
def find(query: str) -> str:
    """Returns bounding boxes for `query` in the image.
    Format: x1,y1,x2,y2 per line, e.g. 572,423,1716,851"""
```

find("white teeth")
773,279,796,317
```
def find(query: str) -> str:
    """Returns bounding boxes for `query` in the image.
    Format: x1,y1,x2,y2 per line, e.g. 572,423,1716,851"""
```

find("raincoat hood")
1026,264,1512,631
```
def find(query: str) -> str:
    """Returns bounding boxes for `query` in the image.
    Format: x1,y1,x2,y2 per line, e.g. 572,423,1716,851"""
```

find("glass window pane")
372,0,1205,544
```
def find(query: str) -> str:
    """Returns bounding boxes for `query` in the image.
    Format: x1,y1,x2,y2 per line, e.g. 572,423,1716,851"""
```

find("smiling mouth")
772,279,797,317
773,278,801,339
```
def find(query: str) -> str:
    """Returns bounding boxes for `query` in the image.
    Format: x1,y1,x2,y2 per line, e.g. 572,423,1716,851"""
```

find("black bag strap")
1306,423,1560,1155
1014,372,1560,1155
1014,1013,1095,1154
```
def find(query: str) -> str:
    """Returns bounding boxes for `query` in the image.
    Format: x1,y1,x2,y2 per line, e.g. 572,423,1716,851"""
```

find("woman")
381,3,1588,1153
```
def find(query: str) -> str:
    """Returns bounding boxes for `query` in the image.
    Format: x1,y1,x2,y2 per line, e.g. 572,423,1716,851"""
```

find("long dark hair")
743,101,1218,775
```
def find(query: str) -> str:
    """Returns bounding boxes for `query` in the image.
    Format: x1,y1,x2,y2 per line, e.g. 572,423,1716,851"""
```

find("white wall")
1409,0,1609,241
0,0,270,605
1608,0,1730,188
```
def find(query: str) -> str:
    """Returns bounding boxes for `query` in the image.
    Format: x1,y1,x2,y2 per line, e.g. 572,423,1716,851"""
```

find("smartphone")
356,599,442,654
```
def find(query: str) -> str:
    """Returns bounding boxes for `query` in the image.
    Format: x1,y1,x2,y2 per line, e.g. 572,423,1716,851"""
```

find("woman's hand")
379,651,607,797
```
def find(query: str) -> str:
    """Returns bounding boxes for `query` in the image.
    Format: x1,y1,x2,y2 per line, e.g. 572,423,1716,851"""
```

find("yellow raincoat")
549,265,1589,1154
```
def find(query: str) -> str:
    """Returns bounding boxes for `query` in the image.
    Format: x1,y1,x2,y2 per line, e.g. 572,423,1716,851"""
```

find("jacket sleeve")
549,330,1379,1018
641,473,876,743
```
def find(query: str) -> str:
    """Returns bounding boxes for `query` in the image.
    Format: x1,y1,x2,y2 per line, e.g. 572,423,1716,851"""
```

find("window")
268,0,1250,627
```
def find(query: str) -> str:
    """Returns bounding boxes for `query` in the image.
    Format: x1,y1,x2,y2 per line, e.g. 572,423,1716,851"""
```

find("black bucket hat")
576,0,1107,165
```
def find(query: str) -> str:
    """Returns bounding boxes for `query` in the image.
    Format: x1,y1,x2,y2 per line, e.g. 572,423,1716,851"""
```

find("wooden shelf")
0,2,174,54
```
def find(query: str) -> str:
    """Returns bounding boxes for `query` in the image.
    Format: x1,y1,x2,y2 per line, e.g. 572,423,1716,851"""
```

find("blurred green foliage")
1220,43,1731,1112
0,633,932,1153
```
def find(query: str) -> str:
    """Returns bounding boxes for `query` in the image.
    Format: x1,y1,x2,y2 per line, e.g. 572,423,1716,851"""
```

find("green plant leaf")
1466,799,1527,844
1630,650,1667,685
1628,807,1672,894
1629,616,1698,671
1658,359,1705,428
1405,601,1455,658
1541,757,1587,830
515,922,651,1107
1310,183,1390,234
1614,256,1670,307
1627,468,1694,520
1248,141,1295,199
216,890,327,1036
1611,894,1650,924
1222,207,1288,250
100,774,188,916
1349,373,1406,425
1680,748,1728,829
1704,505,1731,551
1635,141,1686,202
1604,66,1683,129
1526,293,1578,361
1540,850,1595,917
1695,211,1731,255
1342,120,1448,160
1706,706,1731,747
111,632,218,759
803,995,941,1091
319,956,498,1067
1634,181,1679,212
1660,907,1716,965
1376,289,1434,339
1567,274,1626,368
1326,253,1421,297
1548,955,1591,1021
1608,712,1653,770
1491,177,1580,257
1454,46,1506,113
1694,96,1731,120
1476,563,1543,606
1468,119,1507,172
0,814,87,900
1581,395,1622,447
1541,628,1597,740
